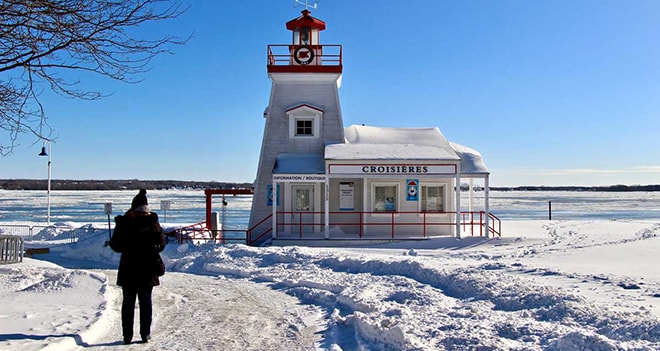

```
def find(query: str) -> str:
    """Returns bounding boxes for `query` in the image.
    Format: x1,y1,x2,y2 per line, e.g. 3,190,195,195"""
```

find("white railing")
0,224,103,244
0,235,24,264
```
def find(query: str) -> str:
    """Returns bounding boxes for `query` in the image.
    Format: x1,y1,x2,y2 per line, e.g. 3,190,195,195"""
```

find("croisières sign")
328,164,457,175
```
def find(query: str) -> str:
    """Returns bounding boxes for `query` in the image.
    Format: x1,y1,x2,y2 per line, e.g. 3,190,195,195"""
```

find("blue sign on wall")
267,184,280,206
406,179,419,201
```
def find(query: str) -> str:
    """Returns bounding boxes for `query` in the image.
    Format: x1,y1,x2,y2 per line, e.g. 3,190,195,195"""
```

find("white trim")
485,176,490,238
269,72,343,85
455,166,461,239
468,179,474,236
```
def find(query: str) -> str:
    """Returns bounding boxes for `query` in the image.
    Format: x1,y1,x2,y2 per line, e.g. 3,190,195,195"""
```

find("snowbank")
1,220,659,350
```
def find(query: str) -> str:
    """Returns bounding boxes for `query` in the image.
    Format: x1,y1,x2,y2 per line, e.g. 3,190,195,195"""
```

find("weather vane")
294,0,319,10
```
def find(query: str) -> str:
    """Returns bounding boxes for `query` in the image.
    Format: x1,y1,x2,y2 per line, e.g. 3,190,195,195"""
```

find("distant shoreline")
489,185,660,192
1,179,658,192
0,179,253,191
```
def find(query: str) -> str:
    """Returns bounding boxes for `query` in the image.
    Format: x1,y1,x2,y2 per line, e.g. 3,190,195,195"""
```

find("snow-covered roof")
450,142,489,175
273,153,325,174
325,125,461,161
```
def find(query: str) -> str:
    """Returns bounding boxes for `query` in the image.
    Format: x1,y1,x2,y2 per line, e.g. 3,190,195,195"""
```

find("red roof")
286,10,326,31
285,103,324,113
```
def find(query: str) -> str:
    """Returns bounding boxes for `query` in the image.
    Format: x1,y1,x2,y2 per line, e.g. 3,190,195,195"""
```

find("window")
374,184,397,212
300,26,311,45
421,185,444,212
286,104,322,139
293,186,313,211
295,119,313,136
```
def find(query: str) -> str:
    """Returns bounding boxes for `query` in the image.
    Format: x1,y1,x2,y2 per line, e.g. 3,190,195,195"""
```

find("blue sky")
2,0,659,186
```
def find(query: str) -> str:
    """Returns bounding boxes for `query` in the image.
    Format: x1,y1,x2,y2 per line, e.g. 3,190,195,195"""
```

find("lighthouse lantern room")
288,10,324,46
267,10,341,73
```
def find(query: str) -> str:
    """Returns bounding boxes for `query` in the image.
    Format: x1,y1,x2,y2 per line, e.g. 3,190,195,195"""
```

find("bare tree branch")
0,0,190,155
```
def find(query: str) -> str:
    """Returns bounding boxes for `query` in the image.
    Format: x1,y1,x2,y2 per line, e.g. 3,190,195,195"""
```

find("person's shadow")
0,333,124,347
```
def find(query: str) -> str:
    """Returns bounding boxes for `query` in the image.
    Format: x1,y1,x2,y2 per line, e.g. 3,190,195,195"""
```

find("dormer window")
296,119,313,136
286,103,323,139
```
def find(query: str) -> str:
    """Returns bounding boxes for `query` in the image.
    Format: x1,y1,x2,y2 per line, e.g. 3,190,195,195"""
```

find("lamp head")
38,146,48,156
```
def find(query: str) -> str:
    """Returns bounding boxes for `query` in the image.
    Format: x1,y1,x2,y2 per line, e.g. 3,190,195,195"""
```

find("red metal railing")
246,213,273,245
167,221,210,244
488,212,502,237
175,211,501,246
247,211,342,245
267,44,342,73
168,222,250,245
460,212,502,237
271,211,501,240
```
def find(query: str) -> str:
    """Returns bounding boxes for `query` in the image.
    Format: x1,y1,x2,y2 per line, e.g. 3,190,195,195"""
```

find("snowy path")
65,271,323,351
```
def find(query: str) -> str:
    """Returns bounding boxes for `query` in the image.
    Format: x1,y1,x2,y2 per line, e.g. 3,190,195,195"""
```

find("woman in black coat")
109,189,166,344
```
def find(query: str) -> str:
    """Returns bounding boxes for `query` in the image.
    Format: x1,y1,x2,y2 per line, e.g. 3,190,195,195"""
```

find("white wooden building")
247,10,497,245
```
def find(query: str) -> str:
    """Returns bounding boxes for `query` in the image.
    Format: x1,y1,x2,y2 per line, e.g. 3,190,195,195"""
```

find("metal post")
468,178,474,235
548,201,552,220
104,202,112,246
38,140,52,226
222,195,227,231
47,149,51,226
107,214,112,240
205,190,212,229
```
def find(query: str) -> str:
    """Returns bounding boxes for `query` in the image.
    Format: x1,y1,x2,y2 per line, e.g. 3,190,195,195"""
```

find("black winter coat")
109,211,166,287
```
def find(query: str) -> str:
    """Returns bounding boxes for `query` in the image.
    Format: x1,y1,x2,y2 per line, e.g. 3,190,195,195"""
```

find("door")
291,185,314,235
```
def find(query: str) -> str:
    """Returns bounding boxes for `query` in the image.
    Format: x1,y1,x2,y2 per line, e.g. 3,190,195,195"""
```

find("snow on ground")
1,220,659,351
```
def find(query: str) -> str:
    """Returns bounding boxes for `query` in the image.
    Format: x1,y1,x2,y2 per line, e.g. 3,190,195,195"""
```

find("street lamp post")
38,141,52,226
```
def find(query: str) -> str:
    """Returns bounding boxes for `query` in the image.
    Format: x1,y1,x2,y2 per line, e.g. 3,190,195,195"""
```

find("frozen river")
1,189,659,226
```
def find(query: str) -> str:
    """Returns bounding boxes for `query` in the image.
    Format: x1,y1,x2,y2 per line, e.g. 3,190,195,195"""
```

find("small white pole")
455,165,461,239
484,176,490,238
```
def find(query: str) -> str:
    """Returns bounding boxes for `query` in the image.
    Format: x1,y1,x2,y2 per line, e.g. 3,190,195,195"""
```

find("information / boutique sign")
273,174,327,182
328,164,457,175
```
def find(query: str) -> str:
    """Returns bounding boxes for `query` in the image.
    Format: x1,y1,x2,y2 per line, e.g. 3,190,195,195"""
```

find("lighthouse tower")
248,9,344,242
